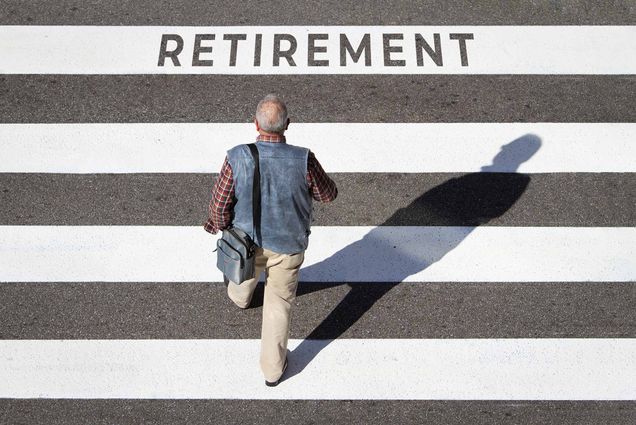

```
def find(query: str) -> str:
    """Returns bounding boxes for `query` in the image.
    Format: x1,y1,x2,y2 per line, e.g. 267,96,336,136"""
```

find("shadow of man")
286,133,542,379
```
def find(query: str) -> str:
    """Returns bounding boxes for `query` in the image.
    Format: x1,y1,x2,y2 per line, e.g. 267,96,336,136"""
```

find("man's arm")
307,151,338,202
203,157,235,234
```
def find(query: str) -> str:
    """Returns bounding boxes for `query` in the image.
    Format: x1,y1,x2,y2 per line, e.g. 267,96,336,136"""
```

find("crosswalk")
1,1,635,422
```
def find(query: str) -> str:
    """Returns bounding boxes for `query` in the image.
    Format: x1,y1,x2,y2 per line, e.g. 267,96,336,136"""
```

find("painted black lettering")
273,34,297,66
254,34,262,66
223,34,247,67
383,33,405,67
157,34,183,66
415,33,443,66
192,34,215,66
340,33,371,66
308,34,329,66
449,33,474,66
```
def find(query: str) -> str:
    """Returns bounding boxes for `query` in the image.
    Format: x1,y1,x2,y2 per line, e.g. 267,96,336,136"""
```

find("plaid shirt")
204,134,338,234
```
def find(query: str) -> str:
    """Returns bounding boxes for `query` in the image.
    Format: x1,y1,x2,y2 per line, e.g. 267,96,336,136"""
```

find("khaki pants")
227,247,305,382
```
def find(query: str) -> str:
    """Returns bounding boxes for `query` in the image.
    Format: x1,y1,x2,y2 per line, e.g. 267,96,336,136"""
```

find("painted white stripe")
0,226,633,282
1,338,634,399
1,26,635,74
1,123,634,173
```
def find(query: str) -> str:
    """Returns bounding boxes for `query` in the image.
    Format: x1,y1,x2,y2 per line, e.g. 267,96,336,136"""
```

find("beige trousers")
227,247,304,382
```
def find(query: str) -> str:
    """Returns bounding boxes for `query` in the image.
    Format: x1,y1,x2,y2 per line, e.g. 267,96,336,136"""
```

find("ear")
254,118,260,131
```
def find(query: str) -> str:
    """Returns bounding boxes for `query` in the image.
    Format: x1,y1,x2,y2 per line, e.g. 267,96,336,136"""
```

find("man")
204,94,337,386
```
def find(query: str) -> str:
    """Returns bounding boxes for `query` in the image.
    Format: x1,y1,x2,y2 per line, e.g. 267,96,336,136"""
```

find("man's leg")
260,249,305,382
227,247,267,309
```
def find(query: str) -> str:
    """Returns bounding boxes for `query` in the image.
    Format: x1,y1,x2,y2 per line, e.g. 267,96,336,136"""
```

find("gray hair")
255,94,288,133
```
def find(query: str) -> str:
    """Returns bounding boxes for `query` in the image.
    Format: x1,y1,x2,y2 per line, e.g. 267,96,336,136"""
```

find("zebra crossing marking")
1,338,634,399
1,123,635,173
1,226,634,282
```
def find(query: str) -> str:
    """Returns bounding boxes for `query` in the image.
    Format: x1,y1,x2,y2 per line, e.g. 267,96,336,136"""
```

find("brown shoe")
265,358,288,387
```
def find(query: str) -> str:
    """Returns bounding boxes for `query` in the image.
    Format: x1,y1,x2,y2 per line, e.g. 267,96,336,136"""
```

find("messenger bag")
216,143,261,284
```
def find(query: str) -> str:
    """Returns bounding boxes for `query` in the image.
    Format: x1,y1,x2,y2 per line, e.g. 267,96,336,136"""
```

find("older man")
204,94,337,386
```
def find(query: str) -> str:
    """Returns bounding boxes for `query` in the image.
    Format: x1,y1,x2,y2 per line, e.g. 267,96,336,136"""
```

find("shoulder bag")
215,143,261,284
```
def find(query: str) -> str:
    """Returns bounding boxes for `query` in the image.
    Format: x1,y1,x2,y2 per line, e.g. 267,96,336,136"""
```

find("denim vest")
227,142,312,254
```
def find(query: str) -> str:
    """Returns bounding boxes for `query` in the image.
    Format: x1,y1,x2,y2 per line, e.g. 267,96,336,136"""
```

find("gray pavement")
2,75,635,123
1,282,634,339
1,173,634,226
1,399,634,425
1,0,635,25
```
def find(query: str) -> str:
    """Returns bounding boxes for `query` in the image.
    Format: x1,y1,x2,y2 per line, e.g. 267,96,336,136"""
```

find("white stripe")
1,26,635,74
1,123,635,173
0,226,633,282
1,338,634,399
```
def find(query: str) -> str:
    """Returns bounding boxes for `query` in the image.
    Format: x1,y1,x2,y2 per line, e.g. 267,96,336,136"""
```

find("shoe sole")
265,358,288,387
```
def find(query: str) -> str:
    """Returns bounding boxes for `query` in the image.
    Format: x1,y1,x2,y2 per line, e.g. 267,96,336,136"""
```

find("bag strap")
247,143,261,244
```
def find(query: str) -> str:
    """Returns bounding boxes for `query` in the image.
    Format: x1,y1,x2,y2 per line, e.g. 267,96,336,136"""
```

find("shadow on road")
285,133,542,380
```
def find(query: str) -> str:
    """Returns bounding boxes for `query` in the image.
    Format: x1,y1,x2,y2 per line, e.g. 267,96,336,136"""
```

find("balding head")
255,94,289,134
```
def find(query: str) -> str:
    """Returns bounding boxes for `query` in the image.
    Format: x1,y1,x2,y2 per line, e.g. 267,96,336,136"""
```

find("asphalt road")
1,0,635,25
1,1,635,424
2,75,635,123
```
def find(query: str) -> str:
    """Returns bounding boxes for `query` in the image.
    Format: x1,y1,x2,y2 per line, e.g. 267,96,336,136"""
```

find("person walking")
204,94,337,386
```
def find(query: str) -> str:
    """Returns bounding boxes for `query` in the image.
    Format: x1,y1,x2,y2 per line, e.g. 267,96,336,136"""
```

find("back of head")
255,94,288,133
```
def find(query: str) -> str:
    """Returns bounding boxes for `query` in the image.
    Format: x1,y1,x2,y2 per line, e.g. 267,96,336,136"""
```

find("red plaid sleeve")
203,157,235,234
307,151,338,202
